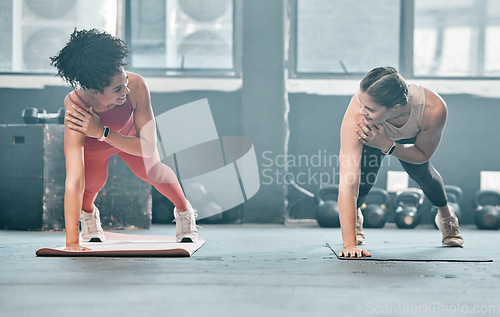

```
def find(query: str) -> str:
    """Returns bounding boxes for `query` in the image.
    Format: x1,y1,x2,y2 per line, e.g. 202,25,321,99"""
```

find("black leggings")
356,137,448,209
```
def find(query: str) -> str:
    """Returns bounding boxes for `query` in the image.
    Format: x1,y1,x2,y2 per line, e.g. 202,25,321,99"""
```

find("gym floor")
1,224,499,317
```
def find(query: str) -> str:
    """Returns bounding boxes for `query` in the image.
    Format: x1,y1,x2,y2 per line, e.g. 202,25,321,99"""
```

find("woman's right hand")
339,246,371,258
64,243,91,252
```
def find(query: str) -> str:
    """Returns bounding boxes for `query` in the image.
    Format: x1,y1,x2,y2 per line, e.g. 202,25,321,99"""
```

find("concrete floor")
1,224,500,317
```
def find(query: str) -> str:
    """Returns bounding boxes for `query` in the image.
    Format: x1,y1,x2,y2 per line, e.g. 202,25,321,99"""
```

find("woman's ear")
390,103,402,113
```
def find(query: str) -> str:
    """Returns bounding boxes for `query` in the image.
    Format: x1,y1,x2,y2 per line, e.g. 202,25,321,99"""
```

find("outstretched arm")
63,95,90,251
338,95,371,258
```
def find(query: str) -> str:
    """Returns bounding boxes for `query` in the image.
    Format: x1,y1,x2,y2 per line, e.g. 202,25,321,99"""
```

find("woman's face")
356,90,394,125
97,68,130,106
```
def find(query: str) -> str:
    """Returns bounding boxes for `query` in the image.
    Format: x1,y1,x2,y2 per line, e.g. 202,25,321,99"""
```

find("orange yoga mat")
36,232,205,257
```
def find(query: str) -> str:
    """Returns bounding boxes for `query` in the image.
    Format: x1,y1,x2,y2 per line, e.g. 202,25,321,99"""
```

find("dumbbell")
475,190,500,230
22,107,65,124
22,108,46,123
315,185,340,228
430,185,463,229
394,188,424,229
360,187,389,228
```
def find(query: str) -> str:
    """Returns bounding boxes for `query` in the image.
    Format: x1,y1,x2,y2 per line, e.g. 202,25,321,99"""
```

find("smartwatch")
98,126,110,142
382,141,396,155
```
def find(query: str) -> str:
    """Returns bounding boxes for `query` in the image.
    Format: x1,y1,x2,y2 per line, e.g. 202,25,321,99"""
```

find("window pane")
0,0,13,71
129,0,166,68
414,0,500,77
130,0,234,71
0,0,116,73
296,0,400,74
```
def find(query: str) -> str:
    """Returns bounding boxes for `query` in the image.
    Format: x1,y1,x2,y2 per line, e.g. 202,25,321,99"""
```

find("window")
292,0,500,78
0,0,116,73
128,0,237,76
0,0,238,77
293,0,401,76
414,0,500,77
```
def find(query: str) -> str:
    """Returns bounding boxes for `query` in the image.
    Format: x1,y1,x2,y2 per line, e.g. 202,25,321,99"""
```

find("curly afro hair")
50,29,128,92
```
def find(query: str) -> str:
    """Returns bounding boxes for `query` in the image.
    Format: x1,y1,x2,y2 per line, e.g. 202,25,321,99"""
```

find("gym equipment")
36,232,205,257
474,190,500,230
394,188,424,229
360,187,389,228
430,185,463,229
22,107,65,124
315,185,340,227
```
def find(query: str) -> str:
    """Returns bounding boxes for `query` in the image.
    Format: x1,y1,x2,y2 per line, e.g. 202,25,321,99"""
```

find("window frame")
289,0,500,80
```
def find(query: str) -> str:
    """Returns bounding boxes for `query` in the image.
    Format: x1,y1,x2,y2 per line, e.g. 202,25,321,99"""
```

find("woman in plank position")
338,66,463,258
51,29,198,251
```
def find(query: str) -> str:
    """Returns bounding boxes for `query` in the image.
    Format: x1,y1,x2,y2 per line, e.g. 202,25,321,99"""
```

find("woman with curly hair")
51,29,198,251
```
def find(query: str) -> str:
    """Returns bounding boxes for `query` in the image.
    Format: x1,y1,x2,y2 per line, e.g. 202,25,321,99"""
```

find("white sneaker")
356,207,365,245
173,201,199,243
435,210,464,247
79,206,105,242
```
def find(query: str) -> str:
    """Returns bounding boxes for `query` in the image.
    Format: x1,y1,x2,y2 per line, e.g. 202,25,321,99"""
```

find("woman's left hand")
66,105,104,139
356,122,393,151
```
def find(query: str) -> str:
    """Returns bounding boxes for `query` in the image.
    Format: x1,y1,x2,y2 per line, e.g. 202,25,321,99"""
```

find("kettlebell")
431,185,463,229
315,185,340,228
360,187,389,228
394,188,424,229
474,190,500,230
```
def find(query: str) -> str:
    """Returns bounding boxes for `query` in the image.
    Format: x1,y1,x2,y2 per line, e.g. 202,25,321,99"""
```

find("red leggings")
81,146,187,213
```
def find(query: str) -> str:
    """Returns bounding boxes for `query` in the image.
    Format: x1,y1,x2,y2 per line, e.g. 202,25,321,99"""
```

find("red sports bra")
67,89,136,150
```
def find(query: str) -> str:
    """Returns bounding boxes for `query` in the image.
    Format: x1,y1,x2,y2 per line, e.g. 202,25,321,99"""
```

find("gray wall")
2,86,498,225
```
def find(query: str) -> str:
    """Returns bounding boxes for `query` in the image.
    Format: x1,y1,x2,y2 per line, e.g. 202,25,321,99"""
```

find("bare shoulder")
126,72,151,109
63,94,69,107
342,95,364,128
63,93,81,112
127,72,150,94
344,95,361,118
340,95,363,152
63,94,71,110
422,87,447,130
63,94,85,145
127,71,147,87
